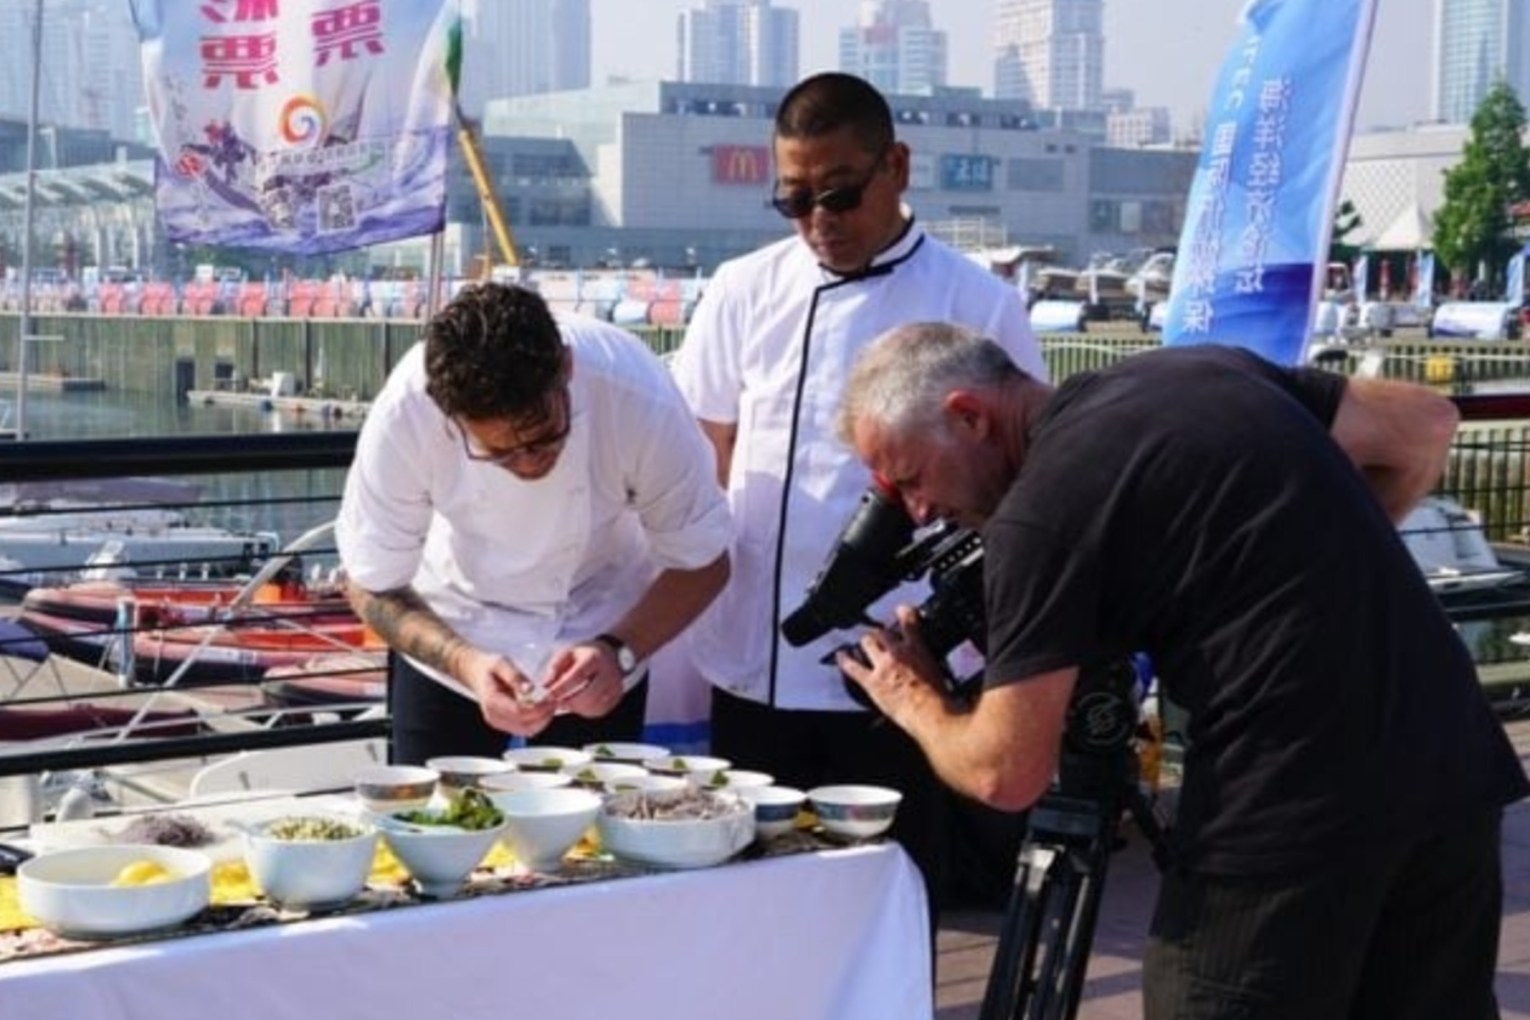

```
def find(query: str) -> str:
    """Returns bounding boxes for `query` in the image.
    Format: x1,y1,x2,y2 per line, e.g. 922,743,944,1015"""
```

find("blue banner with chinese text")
131,0,459,255
1162,0,1377,364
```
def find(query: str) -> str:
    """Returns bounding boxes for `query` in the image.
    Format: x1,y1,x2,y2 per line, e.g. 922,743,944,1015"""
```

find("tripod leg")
1045,838,1115,1017
979,800,1123,1020
980,842,1064,1020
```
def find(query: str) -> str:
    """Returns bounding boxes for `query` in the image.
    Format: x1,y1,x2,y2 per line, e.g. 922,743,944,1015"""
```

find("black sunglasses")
769,151,887,220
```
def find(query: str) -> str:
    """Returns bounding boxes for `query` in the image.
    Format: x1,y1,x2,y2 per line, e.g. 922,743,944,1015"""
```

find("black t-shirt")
983,345,1529,875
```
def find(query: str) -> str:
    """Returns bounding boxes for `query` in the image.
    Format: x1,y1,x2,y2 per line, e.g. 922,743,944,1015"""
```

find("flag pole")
14,0,43,441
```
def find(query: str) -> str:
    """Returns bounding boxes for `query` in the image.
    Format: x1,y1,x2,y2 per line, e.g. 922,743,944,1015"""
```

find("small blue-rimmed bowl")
807,784,902,839
739,785,805,840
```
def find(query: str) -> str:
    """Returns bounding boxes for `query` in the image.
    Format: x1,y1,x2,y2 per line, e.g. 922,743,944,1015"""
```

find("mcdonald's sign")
712,145,770,185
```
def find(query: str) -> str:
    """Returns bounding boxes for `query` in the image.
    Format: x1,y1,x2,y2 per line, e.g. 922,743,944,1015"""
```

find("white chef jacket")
671,217,1046,711
336,315,732,699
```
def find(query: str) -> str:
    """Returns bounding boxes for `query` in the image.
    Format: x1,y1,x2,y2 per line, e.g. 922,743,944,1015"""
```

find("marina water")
9,387,349,564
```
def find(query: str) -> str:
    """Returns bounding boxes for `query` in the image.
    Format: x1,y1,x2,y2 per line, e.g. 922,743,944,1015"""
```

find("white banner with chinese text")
131,0,459,255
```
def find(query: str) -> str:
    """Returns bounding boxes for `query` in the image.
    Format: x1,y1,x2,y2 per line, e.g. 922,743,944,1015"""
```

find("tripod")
978,661,1172,1020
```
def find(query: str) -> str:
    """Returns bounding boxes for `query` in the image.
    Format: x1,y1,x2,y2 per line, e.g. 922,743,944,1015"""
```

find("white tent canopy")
1369,203,1434,252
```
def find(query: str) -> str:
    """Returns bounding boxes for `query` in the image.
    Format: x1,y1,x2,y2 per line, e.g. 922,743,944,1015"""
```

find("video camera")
781,480,988,704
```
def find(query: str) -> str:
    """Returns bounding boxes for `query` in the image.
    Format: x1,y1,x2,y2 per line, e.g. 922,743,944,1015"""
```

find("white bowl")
242,814,378,910
501,745,594,773
425,756,515,797
642,754,732,787
740,785,807,840
17,844,212,939
582,741,670,764
378,818,507,898
495,787,602,872
480,770,574,801
807,784,903,840
353,764,439,814
560,760,647,791
597,789,754,869
600,772,688,795
703,768,775,792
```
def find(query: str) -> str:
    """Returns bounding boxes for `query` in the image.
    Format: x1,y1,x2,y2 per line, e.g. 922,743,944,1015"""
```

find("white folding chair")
186,738,384,799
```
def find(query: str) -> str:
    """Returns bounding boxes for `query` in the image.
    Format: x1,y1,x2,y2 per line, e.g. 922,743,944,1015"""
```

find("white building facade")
462,0,591,113
1432,0,1530,124
993,0,1105,112
0,0,143,144
677,0,799,88
480,81,1193,271
837,0,948,96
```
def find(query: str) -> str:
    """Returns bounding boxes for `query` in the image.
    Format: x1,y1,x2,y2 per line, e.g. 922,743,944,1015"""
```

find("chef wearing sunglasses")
671,73,1048,931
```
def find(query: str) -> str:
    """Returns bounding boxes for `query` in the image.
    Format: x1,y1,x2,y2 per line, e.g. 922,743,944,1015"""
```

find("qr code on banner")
317,183,356,233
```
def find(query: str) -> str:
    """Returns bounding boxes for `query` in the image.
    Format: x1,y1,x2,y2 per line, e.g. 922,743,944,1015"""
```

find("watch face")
600,635,635,672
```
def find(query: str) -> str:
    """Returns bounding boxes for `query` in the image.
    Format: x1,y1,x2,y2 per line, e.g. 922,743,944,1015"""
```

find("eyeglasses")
769,151,887,220
457,388,572,468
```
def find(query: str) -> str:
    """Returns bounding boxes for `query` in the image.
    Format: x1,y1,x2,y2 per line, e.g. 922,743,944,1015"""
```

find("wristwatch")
594,633,638,675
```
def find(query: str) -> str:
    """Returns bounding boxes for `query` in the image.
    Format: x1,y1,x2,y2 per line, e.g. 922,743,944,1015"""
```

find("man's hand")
454,645,558,736
542,643,627,719
836,605,948,728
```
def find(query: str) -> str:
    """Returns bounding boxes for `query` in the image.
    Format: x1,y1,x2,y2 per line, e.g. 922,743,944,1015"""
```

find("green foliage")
1433,80,1530,289
1329,199,1363,265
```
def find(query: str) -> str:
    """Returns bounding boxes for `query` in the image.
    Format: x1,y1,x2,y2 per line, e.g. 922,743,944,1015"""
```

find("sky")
590,0,1432,134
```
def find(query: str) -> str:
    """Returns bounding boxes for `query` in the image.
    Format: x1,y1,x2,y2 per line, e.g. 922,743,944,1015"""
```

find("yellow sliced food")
110,860,176,888
0,876,34,931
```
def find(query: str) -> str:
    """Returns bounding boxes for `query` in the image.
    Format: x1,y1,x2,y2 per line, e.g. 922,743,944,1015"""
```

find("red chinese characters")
313,1,385,66
198,0,386,92
201,33,279,90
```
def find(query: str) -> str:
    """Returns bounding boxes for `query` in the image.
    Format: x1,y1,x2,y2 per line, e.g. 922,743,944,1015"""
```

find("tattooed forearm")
346,581,472,677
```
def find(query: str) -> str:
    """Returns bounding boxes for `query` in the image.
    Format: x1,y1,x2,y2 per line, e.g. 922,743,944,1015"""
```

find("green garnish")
395,788,504,831
594,744,615,757
707,770,729,788
540,757,565,769
575,767,599,782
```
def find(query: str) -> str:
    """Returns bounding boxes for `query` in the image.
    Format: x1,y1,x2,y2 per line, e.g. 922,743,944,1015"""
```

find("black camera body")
781,482,989,704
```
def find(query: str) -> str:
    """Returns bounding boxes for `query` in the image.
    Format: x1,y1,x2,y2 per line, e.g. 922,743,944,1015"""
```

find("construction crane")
454,102,520,272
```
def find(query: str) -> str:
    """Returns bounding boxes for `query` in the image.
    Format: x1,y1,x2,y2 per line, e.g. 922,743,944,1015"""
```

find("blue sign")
1163,0,1379,365
940,154,996,192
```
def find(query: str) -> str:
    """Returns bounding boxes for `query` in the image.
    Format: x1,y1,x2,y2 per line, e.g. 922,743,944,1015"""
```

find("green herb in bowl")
395,788,504,831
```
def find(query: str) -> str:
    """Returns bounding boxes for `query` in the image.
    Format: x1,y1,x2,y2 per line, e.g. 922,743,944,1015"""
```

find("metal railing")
0,431,375,798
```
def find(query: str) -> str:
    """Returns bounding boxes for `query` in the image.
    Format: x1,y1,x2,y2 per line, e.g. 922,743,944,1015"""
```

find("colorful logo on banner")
130,0,459,255
711,145,769,185
1162,0,1379,365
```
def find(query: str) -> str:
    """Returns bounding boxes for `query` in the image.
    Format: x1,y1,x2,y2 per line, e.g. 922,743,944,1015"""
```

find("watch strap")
593,633,637,675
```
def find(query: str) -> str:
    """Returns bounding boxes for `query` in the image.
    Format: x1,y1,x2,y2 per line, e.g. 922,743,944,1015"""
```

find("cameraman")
835,322,1528,1019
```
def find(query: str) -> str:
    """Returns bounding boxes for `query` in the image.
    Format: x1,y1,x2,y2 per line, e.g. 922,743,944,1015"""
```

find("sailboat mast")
15,0,44,442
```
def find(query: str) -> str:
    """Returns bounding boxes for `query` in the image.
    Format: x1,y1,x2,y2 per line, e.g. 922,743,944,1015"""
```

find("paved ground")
934,714,1530,1019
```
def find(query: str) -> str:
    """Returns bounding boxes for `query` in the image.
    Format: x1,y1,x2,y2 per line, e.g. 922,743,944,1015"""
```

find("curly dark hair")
424,282,566,423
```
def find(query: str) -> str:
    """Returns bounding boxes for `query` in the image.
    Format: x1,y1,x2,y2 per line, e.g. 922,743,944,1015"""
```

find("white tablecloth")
0,842,931,1020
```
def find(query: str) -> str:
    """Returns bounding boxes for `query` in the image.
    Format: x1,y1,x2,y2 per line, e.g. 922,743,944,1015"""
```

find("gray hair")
838,322,1024,444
